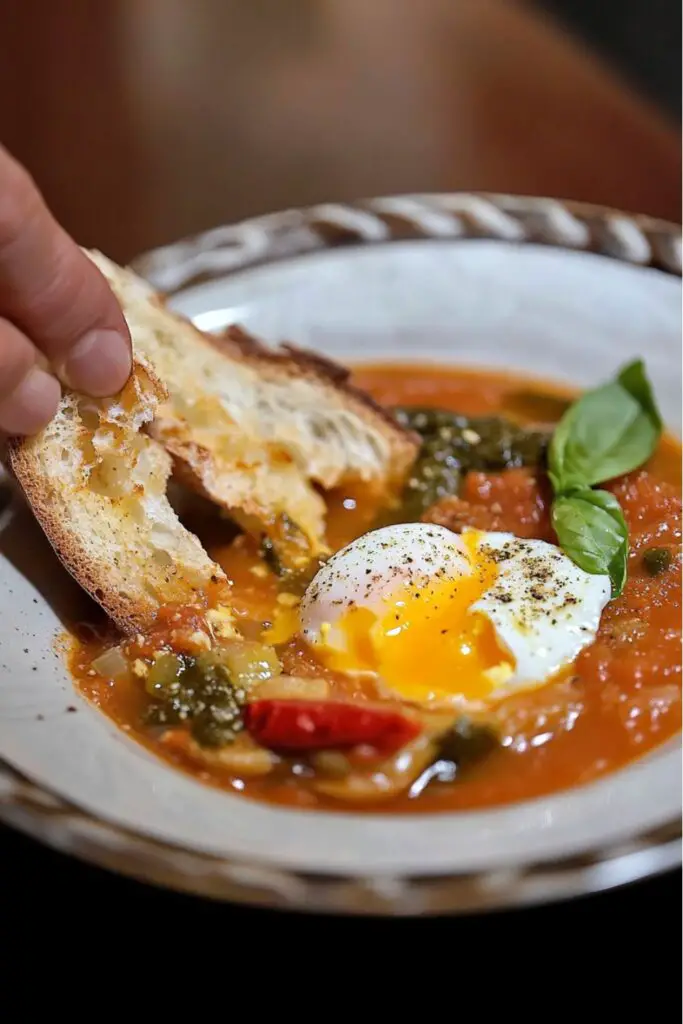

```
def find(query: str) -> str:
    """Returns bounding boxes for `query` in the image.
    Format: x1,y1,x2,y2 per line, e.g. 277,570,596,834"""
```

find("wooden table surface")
1,0,680,264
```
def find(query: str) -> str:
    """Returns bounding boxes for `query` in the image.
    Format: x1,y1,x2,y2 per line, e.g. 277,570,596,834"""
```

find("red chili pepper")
244,700,420,757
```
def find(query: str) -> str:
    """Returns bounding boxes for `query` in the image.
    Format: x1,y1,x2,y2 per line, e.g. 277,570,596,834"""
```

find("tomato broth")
71,364,682,812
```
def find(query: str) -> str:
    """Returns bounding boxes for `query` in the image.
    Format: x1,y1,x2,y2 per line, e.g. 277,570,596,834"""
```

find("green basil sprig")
548,360,662,597
551,489,629,596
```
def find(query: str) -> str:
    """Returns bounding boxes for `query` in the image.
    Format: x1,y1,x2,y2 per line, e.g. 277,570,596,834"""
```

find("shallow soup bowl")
0,193,680,915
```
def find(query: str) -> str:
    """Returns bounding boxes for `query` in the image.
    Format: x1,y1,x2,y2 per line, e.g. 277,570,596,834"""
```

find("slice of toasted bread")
8,359,228,634
86,251,419,568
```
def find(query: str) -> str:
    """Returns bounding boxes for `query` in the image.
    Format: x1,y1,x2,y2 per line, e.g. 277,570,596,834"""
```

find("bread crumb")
206,606,237,639
277,592,299,608
188,630,212,650
132,659,148,678
250,564,269,579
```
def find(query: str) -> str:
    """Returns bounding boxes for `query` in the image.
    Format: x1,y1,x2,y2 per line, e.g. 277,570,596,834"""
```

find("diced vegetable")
314,715,500,802
91,646,130,681
145,652,184,695
216,641,281,688
642,546,673,576
433,716,500,770
253,675,330,700
143,640,283,747
314,732,436,801
260,532,326,595
260,512,314,575
311,750,352,778
260,535,284,577
244,699,421,755
163,729,277,776
206,739,278,776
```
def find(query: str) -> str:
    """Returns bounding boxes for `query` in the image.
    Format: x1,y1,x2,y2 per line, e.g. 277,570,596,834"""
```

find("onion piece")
313,732,437,801
311,750,352,778
163,730,277,776
91,645,129,681
204,737,277,775
252,674,329,701
310,708,475,801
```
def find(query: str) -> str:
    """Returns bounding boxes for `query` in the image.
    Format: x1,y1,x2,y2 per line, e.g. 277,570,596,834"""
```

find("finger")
0,317,61,434
0,146,131,397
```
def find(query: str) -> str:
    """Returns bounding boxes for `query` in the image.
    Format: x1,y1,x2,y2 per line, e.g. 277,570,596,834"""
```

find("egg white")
300,523,470,654
299,522,611,709
467,530,611,699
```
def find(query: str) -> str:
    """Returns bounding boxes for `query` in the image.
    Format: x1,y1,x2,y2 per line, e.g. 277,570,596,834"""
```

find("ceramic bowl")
0,193,680,914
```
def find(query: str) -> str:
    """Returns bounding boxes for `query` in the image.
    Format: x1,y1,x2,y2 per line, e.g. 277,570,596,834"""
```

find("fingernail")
59,329,132,397
0,367,62,435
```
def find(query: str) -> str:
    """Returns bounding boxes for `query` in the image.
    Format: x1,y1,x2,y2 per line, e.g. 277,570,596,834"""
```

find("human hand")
0,145,132,435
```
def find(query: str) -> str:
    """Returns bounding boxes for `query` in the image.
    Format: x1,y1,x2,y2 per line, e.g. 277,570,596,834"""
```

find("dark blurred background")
1,0,681,262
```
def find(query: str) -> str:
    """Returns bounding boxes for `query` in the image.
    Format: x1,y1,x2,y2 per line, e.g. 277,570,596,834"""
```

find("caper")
642,547,673,576
435,717,500,770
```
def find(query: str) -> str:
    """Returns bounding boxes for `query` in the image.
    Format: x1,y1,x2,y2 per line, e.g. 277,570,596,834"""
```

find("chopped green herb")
260,535,284,577
145,645,278,747
260,513,322,581
391,407,549,519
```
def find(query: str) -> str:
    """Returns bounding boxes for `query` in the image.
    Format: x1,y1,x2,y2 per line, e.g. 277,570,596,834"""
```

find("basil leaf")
617,359,662,431
551,488,628,596
549,360,662,490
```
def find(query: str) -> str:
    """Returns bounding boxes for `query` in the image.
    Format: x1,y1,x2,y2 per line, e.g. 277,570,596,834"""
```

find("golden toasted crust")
85,250,419,567
9,248,419,628
8,360,227,633
142,301,419,492
212,324,420,476
9,438,153,633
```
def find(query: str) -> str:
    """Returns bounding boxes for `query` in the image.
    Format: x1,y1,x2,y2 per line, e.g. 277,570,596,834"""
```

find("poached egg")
298,523,610,710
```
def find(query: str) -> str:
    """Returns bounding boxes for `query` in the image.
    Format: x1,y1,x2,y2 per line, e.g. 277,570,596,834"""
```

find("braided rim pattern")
131,193,682,294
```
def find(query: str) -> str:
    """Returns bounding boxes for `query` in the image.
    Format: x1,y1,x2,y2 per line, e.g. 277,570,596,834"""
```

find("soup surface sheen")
71,364,682,812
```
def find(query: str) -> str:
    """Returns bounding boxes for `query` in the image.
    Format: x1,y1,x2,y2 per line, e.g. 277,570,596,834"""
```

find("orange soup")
71,364,682,813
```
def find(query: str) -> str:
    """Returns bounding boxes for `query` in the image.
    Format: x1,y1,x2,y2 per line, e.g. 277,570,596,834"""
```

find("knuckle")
0,319,35,399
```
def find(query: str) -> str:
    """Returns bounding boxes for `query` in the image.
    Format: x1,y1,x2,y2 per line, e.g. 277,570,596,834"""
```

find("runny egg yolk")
308,535,514,706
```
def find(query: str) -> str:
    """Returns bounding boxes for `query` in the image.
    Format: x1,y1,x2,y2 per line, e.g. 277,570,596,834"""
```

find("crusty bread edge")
143,287,420,481
7,359,198,635
87,250,420,479
214,324,420,478
8,433,155,634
